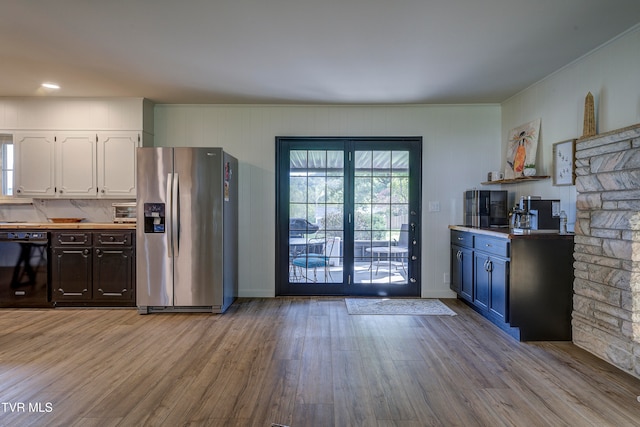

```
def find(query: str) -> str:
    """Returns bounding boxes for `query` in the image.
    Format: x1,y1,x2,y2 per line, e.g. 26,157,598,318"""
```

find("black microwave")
464,190,508,227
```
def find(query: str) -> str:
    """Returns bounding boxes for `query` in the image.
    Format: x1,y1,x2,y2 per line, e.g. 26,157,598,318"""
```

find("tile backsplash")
0,199,135,223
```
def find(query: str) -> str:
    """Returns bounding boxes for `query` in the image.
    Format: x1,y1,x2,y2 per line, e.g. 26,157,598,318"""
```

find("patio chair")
366,224,409,274
292,237,338,282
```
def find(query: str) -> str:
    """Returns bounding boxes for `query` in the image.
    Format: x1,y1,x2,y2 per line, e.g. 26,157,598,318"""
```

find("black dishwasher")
0,231,51,307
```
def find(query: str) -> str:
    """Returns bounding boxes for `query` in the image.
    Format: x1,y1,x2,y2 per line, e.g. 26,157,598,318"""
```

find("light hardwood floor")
1,297,640,426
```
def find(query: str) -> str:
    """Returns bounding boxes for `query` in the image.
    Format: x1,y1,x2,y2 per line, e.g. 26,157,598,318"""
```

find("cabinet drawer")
474,236,509,257
52,231,92,247
95,231,133,246
451,230,473,247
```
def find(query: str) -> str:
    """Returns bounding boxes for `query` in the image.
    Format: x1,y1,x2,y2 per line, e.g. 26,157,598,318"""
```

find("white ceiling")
2,0,640,105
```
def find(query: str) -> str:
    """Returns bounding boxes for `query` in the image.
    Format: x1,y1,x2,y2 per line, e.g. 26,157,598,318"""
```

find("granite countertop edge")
448,225,574,239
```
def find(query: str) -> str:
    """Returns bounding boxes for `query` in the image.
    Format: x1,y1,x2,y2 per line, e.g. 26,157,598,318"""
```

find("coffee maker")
512,196,561,231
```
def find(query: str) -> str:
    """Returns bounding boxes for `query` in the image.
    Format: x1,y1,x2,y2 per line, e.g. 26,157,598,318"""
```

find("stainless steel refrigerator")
136,147,238,314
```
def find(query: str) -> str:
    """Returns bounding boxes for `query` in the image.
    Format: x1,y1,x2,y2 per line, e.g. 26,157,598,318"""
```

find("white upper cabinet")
14,132,56,197
14,130,141,198
97,131,139,198
56,132,97,197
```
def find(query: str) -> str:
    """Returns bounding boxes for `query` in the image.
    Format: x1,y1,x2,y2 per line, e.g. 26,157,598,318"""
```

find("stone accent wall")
573,123,640,378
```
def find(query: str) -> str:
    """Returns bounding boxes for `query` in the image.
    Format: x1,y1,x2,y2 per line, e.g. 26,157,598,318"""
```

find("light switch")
428,201,441,212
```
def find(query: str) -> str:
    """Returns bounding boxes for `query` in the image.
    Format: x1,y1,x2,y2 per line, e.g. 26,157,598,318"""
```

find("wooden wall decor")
583,92,596,137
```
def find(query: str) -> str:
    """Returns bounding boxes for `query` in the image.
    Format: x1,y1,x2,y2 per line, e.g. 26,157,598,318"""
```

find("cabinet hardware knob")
411,255,418,260
70,236,75,241
83,249,89,255
109,236,115,241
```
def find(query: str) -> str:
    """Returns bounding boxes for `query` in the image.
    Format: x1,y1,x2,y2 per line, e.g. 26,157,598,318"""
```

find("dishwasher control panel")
1,231,48,241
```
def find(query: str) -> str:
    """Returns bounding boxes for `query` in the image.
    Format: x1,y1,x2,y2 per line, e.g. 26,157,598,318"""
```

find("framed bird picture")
553,139,576,186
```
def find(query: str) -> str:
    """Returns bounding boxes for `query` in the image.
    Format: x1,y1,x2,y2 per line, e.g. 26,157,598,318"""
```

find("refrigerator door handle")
166,173,173,257
172,172,179,256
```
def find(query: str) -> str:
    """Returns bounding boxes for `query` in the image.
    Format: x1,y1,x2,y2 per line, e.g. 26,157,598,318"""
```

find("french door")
276,137,421,296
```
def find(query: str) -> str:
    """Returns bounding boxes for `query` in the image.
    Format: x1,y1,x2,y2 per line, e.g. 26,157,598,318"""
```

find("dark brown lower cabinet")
51,230,135,307
51,231,92,301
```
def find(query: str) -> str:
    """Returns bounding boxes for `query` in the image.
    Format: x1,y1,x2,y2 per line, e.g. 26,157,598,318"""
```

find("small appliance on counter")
511,196,561,233
464,190,509,227
113,202,137,223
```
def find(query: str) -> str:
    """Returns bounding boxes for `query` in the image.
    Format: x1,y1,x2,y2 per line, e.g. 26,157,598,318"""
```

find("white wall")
154,104,501,298
501,25,640,230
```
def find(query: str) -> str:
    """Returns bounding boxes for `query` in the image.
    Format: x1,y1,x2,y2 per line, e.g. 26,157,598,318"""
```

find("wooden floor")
1,298,640,426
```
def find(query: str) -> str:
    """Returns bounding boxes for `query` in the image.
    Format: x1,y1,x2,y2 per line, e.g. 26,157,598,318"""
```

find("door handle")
172,173,180,257
166,173,173,258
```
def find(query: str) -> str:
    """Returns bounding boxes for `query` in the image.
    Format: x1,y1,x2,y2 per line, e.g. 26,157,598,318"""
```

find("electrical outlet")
443,272,450,284
428,201,441,212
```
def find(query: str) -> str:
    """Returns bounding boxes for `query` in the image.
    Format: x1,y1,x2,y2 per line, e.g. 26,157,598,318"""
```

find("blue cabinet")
450,230,473,302
473,235,509,322
450,227,573,341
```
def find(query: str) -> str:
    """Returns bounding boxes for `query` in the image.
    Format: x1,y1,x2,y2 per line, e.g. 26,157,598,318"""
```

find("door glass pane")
289,149,344,284
354,150,410,284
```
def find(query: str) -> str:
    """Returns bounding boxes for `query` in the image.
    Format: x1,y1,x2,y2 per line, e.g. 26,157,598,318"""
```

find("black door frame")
275,136,422,296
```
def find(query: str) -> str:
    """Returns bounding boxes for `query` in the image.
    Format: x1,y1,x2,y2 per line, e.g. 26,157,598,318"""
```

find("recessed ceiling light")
41,82,60,89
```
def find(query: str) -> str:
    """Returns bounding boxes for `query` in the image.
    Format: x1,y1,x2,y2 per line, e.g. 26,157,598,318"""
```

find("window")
0,134,14,196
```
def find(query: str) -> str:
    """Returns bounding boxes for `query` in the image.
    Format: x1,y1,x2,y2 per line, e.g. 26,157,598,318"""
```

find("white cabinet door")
14,132,56,197
97,131,140,198
56,132,97,197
